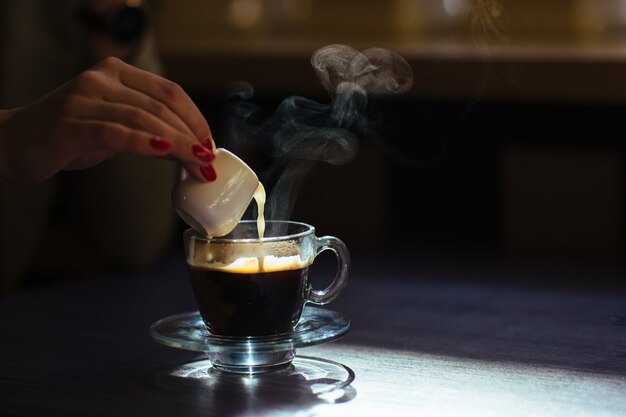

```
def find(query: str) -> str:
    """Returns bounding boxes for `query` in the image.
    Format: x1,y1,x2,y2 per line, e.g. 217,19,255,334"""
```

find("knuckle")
126,108,147,126
90,57,124,79
161,80,183,101
147,98,167,119
71,70,100,92
99,56,123,71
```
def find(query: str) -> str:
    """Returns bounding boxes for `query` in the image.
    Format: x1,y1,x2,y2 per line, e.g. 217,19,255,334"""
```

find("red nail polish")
150,137,172,151
200,164,217,182
201,136,214,150
192,144,215,162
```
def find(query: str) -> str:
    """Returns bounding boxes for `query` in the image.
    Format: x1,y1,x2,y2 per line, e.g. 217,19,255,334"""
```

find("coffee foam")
265,241,299,257
191,254,307,274
188,238,308,273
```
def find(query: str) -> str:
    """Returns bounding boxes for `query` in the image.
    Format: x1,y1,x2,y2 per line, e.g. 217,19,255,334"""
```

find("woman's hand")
0,57,216,184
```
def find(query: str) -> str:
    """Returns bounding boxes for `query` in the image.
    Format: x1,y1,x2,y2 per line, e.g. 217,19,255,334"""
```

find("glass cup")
183,220,350,337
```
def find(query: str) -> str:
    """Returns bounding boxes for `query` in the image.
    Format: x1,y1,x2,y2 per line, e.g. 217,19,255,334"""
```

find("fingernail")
200,164,217,182
150,137,172,151
201,136,214,150
192,144,215,162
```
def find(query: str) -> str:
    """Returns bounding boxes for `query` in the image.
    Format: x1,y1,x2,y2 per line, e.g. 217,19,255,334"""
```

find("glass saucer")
150,306,351,374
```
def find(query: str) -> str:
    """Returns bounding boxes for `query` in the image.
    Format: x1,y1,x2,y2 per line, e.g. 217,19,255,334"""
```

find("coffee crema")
194,255,306,274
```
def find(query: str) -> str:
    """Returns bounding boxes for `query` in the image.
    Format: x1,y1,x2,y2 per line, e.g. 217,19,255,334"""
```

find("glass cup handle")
308,235,350,305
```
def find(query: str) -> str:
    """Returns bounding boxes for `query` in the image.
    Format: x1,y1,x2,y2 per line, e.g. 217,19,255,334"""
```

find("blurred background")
4,0,626,291
150,0,626,283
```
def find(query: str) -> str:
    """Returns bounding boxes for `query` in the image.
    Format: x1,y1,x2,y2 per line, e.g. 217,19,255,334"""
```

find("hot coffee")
183,220,349,338
187,256,309,336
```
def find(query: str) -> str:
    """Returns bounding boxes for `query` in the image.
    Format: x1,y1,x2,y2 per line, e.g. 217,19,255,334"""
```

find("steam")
227,44,413,222
468,0,506,49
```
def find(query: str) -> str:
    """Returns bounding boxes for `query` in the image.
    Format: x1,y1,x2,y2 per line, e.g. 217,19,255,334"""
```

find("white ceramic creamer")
172,148,259,237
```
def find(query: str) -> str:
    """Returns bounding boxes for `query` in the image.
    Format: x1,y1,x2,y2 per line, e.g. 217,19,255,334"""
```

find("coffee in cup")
184,220,349,337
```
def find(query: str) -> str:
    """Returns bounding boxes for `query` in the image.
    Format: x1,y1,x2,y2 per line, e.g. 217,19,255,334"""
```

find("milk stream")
252,182,266,271
253,182,266,239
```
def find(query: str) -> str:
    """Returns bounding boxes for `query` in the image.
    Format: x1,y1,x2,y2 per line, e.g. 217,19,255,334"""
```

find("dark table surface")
1,254,626,417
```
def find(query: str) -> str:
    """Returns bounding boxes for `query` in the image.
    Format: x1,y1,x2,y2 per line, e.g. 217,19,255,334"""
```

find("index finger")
109,59,212,141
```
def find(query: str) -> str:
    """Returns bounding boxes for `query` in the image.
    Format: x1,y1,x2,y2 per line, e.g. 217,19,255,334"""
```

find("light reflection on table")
0,257,625,416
